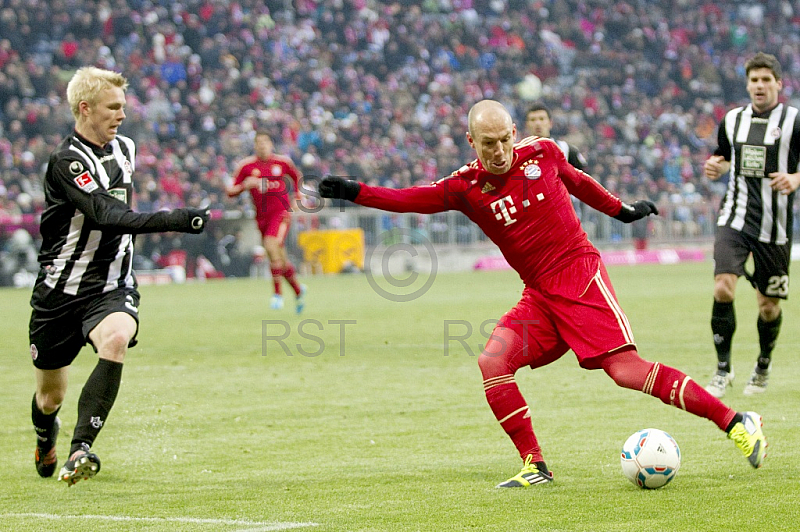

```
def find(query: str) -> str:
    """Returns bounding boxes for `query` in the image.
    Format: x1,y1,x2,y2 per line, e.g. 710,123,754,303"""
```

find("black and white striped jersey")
715,103,800,245
36,131,138,298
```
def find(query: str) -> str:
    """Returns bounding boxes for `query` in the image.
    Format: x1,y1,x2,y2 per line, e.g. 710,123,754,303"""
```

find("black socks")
757,312,781,370
713,298,782,373
31,393,60,450
711,300,735,372
70,359,123,455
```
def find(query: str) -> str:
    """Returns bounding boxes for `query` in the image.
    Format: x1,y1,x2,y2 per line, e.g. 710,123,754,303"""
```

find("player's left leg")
745,239,789,395
61,307,137,486
601,349,735,430
565,260,766,468
277,246,303,299
271,216,304,299
746,291,781,395
600,349,766,468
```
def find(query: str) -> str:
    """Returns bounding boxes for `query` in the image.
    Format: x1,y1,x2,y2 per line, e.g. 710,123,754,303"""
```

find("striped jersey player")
704,52,800,399
715,101,800,244
29,67,208,487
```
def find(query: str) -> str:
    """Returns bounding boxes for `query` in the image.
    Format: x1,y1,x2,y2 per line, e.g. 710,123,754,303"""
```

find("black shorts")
713,226,791,299
29,286,140,370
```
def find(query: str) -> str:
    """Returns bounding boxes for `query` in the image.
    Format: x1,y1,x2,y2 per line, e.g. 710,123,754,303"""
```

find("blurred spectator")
215,228,254,278
0,227,38,287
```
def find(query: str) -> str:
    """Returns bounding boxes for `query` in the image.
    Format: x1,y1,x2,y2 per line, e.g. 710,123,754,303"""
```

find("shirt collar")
74,130,114,155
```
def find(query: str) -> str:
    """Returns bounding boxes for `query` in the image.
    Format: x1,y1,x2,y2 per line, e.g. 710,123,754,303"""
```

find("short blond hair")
66,67,128,121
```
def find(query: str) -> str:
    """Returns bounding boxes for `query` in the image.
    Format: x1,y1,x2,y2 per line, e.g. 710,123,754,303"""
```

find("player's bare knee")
96,329,131,360
758,300,781,321
713,275,736,302
713,287,735,303
37,390,65,413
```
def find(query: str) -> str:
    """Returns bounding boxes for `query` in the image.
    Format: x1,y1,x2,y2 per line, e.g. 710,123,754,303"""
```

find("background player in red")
319,100,767,487
227,131,306,313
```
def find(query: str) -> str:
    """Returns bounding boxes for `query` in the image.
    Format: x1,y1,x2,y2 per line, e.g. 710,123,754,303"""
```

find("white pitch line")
1,513,319,531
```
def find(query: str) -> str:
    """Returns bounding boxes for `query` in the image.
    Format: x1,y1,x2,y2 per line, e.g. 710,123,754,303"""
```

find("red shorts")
257,212,291,242
495,254,636,371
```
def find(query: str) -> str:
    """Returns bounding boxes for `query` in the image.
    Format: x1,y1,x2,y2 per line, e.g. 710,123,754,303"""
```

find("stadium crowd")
1,0,800,282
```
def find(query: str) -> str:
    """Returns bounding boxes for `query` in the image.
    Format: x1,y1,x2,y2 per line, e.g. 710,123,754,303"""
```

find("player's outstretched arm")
319,177,361,201
91,198,210,234
54,158,210,234
320,176,461,214
613,200,659,223
67,184,209,234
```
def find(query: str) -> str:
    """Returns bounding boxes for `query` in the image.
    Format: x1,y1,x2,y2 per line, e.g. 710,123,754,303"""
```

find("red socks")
643,362,736,431
270,267,282,295
282,263,302,296
601,350,736,432
483,378,543,462
271,264,301,296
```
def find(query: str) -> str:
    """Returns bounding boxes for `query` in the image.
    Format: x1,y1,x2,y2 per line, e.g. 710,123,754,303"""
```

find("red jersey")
231,154,301,220
355,137,623,288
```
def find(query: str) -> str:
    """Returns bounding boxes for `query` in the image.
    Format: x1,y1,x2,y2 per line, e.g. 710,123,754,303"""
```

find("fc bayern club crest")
524,164,542,179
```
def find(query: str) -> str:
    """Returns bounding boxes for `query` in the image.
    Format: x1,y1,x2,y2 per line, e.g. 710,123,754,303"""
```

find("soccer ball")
620,428,681,489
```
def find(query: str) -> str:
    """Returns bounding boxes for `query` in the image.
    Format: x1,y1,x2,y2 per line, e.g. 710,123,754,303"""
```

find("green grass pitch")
1,261,799,531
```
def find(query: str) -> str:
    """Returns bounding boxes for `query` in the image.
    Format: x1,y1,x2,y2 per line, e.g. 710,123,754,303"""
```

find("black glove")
613,200,658,223
178,208,210,234
319,177,361,201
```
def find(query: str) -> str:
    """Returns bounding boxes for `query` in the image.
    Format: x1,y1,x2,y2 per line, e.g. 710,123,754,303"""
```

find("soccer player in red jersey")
227,131,306,313
319,100,767,487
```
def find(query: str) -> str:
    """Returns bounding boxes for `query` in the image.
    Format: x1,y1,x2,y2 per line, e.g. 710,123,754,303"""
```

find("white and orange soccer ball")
620,428,681,489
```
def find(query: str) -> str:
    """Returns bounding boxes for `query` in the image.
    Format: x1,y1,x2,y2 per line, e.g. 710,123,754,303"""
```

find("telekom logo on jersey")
490,195,518,226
